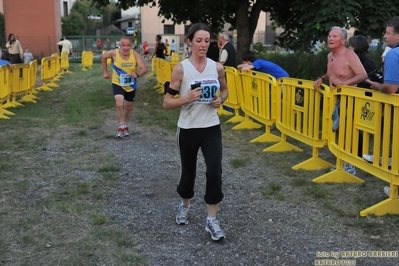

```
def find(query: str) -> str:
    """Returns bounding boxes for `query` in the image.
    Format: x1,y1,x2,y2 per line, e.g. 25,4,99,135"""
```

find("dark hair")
156,34,162,41
241,51,256,62
1,50,10,61
387,16,399,34
8,33,15,45
185,23,211,42
348,35,369,58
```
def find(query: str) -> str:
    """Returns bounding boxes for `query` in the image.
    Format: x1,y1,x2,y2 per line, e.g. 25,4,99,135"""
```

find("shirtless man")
313,26,367,89
313,26,367,175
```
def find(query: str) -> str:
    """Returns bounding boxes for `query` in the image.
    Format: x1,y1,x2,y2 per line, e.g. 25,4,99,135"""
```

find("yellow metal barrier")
170,53,180,70
102,50,112,67
313,86,399,216
154,58,172,93
264,78,334,170
0,65,15,119
233,70,280,143
51,53,62,81
218,67,244,124
81,51,94,71
19,62,39,104
1,63,31,108
27,60,40,101
37,57,56,91
147,56,155,77
60,51,72,74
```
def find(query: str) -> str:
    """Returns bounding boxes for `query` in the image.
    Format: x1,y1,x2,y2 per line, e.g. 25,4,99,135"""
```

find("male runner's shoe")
383,186,399,198
116,127,124,138
205,219,225,241
363,154,392,168
176,205,189,225
123,126,129,137
329,162,356,175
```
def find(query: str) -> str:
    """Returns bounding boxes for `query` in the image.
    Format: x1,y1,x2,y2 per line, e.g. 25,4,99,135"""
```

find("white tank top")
177,58,221,129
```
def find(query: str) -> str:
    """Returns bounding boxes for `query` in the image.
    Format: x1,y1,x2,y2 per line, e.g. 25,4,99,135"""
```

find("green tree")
91,0,399,57
92,0,267,61
0,13,5,45
265,0,399,52
62,0,120,36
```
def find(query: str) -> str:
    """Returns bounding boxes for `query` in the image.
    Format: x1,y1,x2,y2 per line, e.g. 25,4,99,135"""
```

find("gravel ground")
101,112,399,266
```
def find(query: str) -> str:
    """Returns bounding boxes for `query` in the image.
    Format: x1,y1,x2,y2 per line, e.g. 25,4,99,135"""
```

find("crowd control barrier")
11,63,35,105
147,56,156,77
234,70,280,143
102,50,112,67
37,57,58,91
154,58,172,94
218,67,245,124
27,60,40,101
60,51,72,74
0,65,14,119
170,53,180,70
51,53,62,81
264,78,334,170
311,86,399,216
81,51,94,71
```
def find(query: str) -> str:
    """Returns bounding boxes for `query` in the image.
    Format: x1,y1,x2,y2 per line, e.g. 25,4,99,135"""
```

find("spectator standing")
5,33,23,64
0,50,13,67
23,47,34,64
164,39,170,56
163,23,229,241
102,37,148,138
57,36,73,57
313,26,367,175
170,39,176,56
218,30,236,67
206,35,219,62
348,35,377,88
142,41,150,60
237,51,289,79
58,37,64,54
381,46,392,62
366,17,399,197
151,34,167,60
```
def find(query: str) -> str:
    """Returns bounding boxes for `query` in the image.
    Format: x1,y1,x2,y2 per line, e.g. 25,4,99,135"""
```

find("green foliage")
265,0,399,52
0,12,4,43
259,49,329,80
62,0,120,36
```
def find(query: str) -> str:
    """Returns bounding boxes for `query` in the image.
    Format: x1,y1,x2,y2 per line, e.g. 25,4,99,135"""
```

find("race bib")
119,74,134,86
192,79,220,104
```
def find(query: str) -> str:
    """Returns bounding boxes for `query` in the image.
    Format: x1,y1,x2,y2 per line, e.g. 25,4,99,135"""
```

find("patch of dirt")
100,106,399,266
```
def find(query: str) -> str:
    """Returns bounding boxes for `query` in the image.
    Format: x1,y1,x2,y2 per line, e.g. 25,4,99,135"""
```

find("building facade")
3,0,62,56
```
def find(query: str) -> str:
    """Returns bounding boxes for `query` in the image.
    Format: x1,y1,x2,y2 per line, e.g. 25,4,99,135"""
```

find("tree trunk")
235,1,251,63
235,0,267,63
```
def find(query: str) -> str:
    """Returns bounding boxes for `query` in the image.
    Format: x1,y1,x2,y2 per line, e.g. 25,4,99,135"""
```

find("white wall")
60,0,76,17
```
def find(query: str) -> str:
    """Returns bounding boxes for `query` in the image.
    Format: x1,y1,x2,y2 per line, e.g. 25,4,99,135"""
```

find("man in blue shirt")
367,16,399,93
0,50,13,67
237,51,289,78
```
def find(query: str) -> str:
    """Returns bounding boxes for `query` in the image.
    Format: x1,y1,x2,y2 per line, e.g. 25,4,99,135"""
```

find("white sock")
207,217,216,223
180,202,190,208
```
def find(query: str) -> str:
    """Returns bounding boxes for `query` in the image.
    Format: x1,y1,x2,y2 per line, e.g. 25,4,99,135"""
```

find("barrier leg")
292,147,334,170
263,134,302,152
232,115,262,130
0,108,11,119
250,125,280,143
360,198,399,216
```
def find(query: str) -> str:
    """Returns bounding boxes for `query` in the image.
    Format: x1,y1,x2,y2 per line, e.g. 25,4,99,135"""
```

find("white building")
60,0,76,17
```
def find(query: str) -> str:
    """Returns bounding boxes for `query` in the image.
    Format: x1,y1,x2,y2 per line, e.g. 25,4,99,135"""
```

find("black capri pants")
176,125,224,205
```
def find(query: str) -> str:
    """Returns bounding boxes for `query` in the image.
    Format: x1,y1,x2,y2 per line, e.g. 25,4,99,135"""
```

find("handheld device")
191,82,202,90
